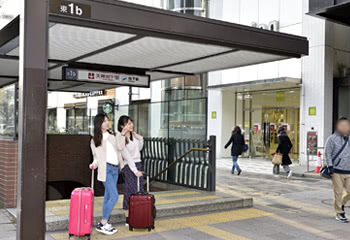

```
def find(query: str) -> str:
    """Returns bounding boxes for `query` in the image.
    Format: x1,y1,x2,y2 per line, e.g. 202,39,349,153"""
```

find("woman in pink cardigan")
117,115,144,226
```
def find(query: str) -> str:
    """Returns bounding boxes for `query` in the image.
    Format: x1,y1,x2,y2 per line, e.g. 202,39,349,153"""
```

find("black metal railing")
142,136,216,191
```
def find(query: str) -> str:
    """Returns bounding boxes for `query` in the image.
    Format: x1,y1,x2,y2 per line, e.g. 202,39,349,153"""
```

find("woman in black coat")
225,126,244,175
273,127,293,178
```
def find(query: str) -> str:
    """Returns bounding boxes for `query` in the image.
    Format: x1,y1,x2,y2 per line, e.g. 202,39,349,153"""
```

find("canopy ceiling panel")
8,24,136,60
160,50,287,74
48,80,118,92
0,58,18,76
0,77,16,88
147,71,184,81
79,36,231,69
48,66,62,80
0,0,308,92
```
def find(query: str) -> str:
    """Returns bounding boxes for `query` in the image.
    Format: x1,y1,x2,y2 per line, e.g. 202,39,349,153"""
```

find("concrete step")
8,190,253,232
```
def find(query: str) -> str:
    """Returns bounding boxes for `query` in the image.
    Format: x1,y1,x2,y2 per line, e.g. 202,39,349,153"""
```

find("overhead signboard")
73,90,105,99
62,67,150,88
50,0,92,19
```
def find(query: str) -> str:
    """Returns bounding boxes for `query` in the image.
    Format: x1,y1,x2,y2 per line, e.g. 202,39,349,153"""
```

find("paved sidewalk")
217,157,322,179
0,208,15,240
7,189,250,232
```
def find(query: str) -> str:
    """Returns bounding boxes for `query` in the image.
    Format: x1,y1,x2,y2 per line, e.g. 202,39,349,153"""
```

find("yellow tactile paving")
46,191,201,208
50,195,219,216
194,225,251,240
50,208,273,240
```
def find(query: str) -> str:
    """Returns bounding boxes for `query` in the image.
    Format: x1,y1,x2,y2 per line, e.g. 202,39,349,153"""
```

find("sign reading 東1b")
63,67,150,88
50,0,91,18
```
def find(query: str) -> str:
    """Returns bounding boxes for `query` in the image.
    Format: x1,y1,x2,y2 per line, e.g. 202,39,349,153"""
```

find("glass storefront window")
168,0,204,9
0,84,16,138
48,108,57,133
236,89,300,161
167,0,207,17
116,97,206,140
65,108,89,134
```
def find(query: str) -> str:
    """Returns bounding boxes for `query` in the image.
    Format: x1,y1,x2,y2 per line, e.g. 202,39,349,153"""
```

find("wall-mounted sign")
251,20,280,32
211,111,216,119
73,90,105,99
103,103,113,114
307,131,318,155
309,107,316,116
63,67,150,88
276,91,285,102
50,0,92,19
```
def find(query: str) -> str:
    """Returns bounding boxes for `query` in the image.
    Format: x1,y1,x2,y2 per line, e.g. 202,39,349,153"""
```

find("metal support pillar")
167,138,176,183
208,135,216,191
17,0,49,239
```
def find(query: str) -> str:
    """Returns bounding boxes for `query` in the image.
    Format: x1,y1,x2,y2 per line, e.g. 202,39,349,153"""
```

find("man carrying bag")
325,117,350,223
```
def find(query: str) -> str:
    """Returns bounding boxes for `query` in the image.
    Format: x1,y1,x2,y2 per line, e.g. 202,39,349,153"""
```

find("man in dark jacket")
325,117,350,223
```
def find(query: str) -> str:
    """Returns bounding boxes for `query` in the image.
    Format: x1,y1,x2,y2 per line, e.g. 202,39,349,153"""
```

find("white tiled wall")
208,0,304,87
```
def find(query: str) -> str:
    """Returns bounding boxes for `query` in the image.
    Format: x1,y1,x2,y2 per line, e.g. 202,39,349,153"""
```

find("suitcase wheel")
152,225,155,229
147,226,152,232
129,225,134,231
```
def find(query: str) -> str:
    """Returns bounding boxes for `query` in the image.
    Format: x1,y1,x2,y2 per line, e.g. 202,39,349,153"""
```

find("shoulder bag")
321,138,348,179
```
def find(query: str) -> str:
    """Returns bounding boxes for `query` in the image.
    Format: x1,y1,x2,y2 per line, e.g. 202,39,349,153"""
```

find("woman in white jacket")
89,113,129,235
117,115,144,226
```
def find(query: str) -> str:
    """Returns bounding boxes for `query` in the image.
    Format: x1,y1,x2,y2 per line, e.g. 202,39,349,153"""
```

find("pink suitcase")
69,170,94,240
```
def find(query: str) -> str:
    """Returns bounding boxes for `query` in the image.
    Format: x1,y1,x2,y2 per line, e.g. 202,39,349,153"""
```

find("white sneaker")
287,170,293,179
96,222,118,235
273,174,280,178
105,223,113,230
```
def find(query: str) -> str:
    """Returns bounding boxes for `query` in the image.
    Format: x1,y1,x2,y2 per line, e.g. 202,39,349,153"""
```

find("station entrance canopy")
0,0,308,92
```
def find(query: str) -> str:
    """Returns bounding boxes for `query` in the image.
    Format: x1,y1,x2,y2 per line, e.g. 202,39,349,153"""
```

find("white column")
300,1,334,165
208,89,223,157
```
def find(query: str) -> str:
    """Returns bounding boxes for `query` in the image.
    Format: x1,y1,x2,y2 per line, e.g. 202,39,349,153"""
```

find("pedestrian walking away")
325,117,350,223
89,113,129,235
273,126,293,179
117,115,145,226
225,126,245,175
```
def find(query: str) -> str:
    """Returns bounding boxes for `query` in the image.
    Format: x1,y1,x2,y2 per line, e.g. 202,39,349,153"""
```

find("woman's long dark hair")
278,126,287,136
118,115,133,144
232,126,242,135
93,113,108,147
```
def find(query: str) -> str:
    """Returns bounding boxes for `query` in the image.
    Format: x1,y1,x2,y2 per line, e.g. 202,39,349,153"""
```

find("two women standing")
89,114,144,235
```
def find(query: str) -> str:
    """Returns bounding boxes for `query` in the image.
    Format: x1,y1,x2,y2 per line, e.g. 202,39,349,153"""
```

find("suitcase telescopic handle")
137,175,149,193
91,169,94,190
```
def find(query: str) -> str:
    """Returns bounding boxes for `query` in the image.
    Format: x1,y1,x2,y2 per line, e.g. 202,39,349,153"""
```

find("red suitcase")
68,170,95,240
128,176,156,232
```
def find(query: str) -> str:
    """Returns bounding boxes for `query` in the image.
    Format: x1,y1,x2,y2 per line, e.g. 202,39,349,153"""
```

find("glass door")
236,89,300,161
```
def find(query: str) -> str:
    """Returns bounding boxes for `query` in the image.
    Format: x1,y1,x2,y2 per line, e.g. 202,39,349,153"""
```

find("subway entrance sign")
63,67,150,87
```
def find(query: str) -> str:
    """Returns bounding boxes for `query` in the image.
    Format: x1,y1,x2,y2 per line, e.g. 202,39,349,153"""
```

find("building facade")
43,0,345,165
206,0,349,166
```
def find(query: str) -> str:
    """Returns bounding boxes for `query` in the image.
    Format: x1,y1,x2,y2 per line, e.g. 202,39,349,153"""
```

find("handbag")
321,137,348,179
242,144,248,152
117,170,125,184
272,153,283,165
320,165,332,179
